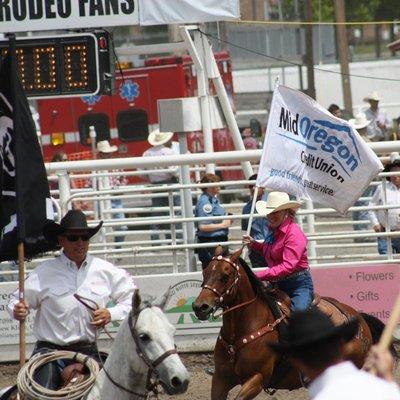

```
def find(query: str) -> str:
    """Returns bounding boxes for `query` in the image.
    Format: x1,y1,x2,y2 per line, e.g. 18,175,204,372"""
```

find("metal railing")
2,143,400,280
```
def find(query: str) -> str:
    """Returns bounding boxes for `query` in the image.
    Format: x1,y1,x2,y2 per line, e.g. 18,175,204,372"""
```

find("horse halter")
102,308,178,399
75,292,177,399
203,255,241,304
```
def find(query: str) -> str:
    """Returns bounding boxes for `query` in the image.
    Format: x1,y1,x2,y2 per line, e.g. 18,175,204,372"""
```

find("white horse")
0,289,190,400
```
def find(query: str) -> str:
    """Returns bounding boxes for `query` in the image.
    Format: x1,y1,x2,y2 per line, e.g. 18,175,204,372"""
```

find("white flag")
257,85,383,214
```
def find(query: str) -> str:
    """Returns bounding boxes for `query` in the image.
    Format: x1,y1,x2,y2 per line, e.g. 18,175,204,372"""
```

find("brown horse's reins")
74,294,177,398
204,255,287,362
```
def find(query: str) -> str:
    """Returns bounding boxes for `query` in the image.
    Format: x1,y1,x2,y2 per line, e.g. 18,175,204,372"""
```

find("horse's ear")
214,245,224,257
157,287,171,310
230,246,243,262
132,289,141,314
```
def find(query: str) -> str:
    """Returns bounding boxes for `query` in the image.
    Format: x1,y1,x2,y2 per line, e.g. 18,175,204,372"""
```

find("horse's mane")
237,256,282,320
238,257,272,303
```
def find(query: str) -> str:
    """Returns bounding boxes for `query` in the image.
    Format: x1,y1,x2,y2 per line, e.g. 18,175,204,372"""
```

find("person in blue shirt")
195,173,232,269
241,174,269,268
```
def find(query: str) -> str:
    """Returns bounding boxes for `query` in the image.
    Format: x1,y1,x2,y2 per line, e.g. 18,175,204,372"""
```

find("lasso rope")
17,351,99,400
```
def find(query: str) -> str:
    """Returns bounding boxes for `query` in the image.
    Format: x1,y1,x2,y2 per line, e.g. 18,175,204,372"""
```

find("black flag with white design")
0,40,55,261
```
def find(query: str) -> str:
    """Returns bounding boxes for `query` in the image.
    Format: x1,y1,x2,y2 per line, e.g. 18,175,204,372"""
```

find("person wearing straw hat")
268,308,400,399
349,113,375,237
97,140,128,248
142,128,180,244
242,191,314,311
8,210,136,389
368,152,400,254
363,91,391,141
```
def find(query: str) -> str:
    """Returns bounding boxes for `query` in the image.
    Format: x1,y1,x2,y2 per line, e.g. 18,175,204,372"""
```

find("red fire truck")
37,51,238,178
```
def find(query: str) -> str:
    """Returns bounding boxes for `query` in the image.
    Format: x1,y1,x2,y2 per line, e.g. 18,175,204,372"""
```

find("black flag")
0,39,55,261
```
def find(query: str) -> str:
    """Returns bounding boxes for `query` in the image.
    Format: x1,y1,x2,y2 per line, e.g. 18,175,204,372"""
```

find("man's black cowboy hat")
43,210,103,245
268,308,359,354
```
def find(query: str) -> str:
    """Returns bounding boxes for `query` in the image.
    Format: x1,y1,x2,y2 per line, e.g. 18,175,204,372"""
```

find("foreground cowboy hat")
349,113,370,130
43,210,103,245
363,91,382,102
148,128,173,146
97,140,117,153
256,192,301,216
268,308,359,354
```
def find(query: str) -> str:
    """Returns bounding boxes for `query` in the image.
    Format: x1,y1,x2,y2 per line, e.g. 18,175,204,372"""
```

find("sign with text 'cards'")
257,85,383,214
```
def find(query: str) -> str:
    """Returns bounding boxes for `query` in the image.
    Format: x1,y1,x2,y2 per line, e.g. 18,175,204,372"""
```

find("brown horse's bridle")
203,255,256,317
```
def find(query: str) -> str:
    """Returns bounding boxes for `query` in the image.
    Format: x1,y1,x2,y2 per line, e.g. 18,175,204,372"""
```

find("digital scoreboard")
0,32,112,98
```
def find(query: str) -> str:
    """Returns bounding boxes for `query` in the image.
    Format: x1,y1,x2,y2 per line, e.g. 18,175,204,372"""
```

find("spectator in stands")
328,103,342,119
241,174,269,268
97,140,128,247
142,129,179,244
49,151,72,191
242,127,259,150
349,114,374,236
368,152,400,254
195,173,232,269
268,308,400,400
363,91,391,141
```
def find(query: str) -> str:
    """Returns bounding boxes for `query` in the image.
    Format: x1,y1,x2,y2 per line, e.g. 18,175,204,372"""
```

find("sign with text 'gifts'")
256,85,383,214
312,264,400,323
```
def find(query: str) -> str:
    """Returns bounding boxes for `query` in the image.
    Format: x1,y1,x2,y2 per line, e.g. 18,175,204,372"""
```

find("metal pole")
168,191,178,273
333,0,353,115
180,26,214,173
203,35,253,178
304,0,316,99
305,198,317,264
178,132,197,272
58,170,72,216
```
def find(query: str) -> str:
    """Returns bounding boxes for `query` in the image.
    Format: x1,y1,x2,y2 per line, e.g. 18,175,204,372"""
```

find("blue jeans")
377,236,400,255
277,271,314,311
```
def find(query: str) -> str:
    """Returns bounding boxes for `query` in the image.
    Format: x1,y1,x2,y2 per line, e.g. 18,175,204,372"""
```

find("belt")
36,340,96,351
272,268,310,283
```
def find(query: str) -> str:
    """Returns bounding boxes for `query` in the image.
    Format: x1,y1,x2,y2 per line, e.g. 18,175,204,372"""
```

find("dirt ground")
0,350,399,400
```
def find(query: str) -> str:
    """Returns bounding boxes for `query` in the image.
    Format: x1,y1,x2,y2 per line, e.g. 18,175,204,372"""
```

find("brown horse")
192,247,385,400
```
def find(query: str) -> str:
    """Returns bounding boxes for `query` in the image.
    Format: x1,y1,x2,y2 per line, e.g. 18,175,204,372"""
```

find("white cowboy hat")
256,192,302,216
363,91,382,102
148,129,173,146
97,140,117,153
349,113,370,130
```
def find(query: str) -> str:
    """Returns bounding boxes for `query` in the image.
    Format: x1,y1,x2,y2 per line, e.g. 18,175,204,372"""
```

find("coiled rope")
17,351,99,400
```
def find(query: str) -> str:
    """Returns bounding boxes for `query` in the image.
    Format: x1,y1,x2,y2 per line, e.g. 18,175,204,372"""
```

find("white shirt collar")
59,251,91,269
309,361,356,399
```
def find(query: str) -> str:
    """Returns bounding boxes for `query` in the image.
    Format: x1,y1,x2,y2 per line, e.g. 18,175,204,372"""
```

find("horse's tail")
360,313,397,357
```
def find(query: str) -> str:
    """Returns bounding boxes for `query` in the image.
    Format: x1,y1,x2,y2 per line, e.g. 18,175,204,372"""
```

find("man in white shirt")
368,153,400,254
8,210,136,389
364,91,392,141
142,129,180,243
268,308,400,400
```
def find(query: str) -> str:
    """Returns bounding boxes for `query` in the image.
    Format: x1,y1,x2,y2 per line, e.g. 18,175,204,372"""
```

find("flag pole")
241,186,260,256
17,242,26,367
8,33,27,367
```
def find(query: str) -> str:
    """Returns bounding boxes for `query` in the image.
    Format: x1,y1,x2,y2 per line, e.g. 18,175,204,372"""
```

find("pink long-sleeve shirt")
250,217,309,281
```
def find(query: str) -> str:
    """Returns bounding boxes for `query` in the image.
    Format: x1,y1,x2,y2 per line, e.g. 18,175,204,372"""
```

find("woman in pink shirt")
242,191,314,311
